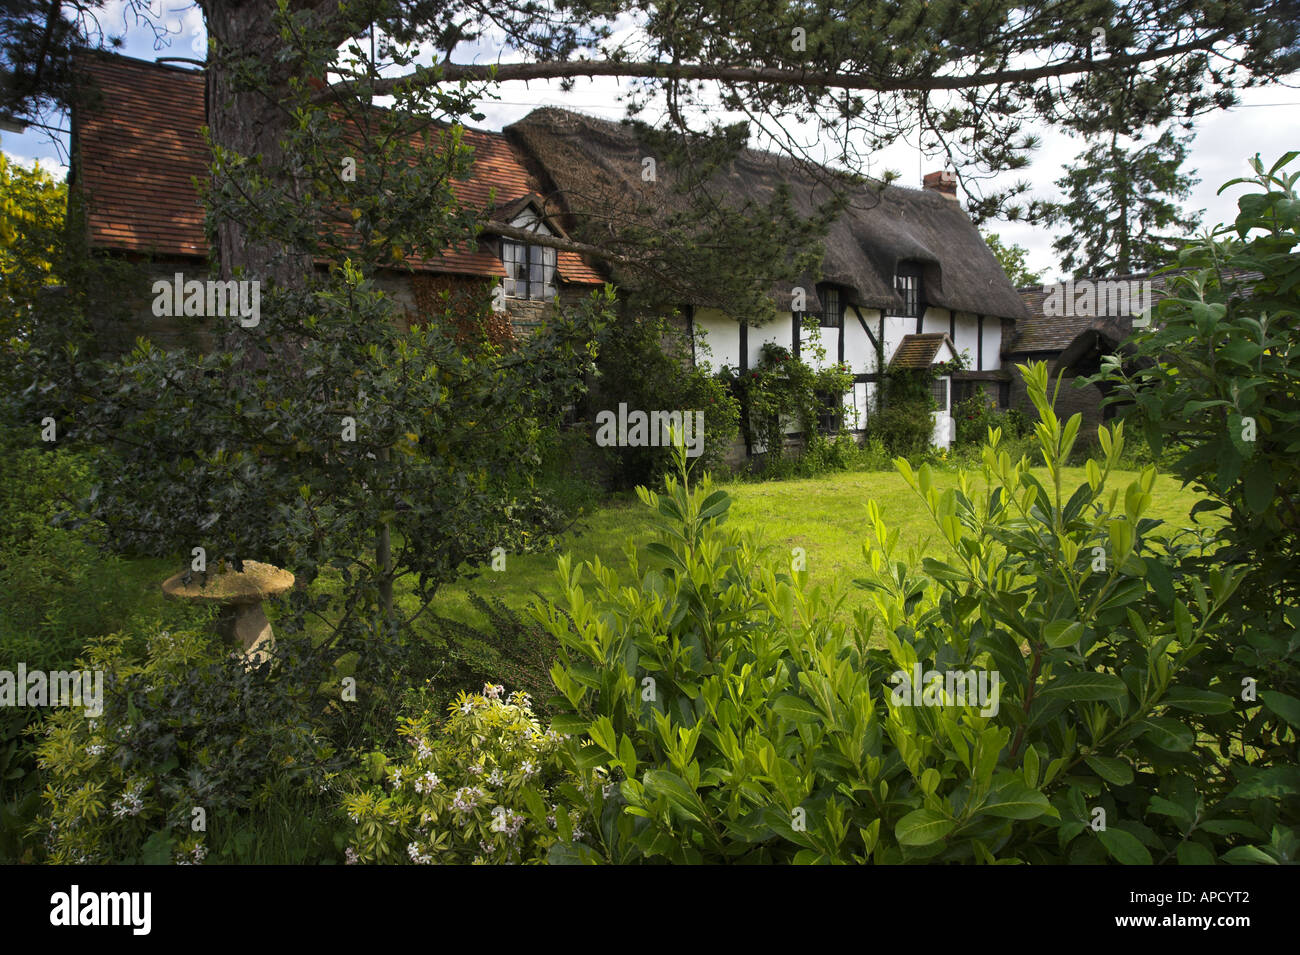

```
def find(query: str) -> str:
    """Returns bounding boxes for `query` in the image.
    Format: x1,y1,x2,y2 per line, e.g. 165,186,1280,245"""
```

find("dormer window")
894,263,921,318
501,240,556,300
500,210,557,301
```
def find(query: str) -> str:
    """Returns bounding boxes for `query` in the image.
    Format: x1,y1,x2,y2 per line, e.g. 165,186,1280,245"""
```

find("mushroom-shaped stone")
162,561,295,664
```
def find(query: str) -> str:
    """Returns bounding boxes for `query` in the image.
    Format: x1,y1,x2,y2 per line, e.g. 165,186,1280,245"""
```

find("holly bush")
32,626,334,864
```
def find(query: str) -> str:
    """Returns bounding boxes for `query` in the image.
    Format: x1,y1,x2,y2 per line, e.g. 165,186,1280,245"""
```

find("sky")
3,1,1298,283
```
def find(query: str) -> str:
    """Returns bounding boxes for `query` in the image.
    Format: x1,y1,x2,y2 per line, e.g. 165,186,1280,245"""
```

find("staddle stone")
162,561,295,664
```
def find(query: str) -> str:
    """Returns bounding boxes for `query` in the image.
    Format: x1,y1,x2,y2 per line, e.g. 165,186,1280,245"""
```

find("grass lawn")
427,465,1209,626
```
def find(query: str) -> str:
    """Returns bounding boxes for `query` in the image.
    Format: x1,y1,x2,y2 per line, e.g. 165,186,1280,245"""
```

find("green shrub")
341,686,585,864
721,338,854,467
527,364,1280,864
413,592,561,719
866,401,933,459
591,310,740,488
0,709,41,863
32,627,337,864
0,437,134,672
953,390,1028,447
0,430,219,862
755,432,862,479
1099,151,1300,856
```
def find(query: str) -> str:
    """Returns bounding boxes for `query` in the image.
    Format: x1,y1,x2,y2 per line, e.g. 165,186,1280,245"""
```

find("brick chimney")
922,170,958,200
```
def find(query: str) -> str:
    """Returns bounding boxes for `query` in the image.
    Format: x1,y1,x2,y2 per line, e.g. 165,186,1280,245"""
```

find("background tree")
1049,125,1204,276
0,1,176,134
8,16,614,668
0,153,64,338
173,0,1300,287
981,231,1043,287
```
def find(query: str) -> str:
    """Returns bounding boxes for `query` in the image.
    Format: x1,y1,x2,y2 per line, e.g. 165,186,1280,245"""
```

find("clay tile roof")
71,51,603,285
73,53,209,257
891,332,956,368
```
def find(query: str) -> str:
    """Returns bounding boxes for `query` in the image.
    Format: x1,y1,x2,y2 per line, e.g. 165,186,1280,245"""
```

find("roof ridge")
510,105,956,199
79,48,204,75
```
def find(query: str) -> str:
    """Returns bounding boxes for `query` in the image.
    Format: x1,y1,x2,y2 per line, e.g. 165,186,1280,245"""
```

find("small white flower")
519,759,537,780
503,809,525,838
407,842,433,865
414,771,441,795
111,781,146,819
483,683,504,700
451,786,482,813
345,847,360,865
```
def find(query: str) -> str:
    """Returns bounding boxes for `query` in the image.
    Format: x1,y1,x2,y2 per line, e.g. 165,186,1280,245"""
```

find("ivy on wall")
411,274,516,349
720,339,854,459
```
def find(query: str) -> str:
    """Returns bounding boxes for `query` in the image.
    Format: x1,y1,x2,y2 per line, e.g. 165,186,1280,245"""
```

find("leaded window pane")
895,273,919,317
930,377,949,411
820,287,840,328
502,240,558,301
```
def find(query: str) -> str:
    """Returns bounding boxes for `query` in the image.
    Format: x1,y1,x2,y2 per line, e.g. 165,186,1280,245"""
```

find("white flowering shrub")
342,685,588,864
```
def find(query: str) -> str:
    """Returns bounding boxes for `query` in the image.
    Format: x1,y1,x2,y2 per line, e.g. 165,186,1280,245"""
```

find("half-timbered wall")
691,301,1002,445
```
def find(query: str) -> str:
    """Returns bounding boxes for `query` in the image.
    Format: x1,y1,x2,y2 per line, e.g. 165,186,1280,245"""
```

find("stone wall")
89,256,224,356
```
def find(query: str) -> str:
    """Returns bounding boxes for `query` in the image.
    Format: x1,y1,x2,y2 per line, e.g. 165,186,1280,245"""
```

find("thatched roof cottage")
69,52,1029,452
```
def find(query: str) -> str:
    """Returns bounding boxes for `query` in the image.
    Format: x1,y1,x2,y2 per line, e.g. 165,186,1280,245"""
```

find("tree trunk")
376,446,394,621
201,0,318,291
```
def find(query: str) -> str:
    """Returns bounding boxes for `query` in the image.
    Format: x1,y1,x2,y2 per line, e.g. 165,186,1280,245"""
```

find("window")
930,376,949,412
815,392,843,434
819,286,841,329
501,239,557,301
894,265,921,317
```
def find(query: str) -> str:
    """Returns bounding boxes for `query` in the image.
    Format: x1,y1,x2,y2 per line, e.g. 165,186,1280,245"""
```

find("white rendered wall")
981,318,1002,371
693,308,741,370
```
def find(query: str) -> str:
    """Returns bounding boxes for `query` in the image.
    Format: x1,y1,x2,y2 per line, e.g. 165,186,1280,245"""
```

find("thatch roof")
505,108,1029,321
